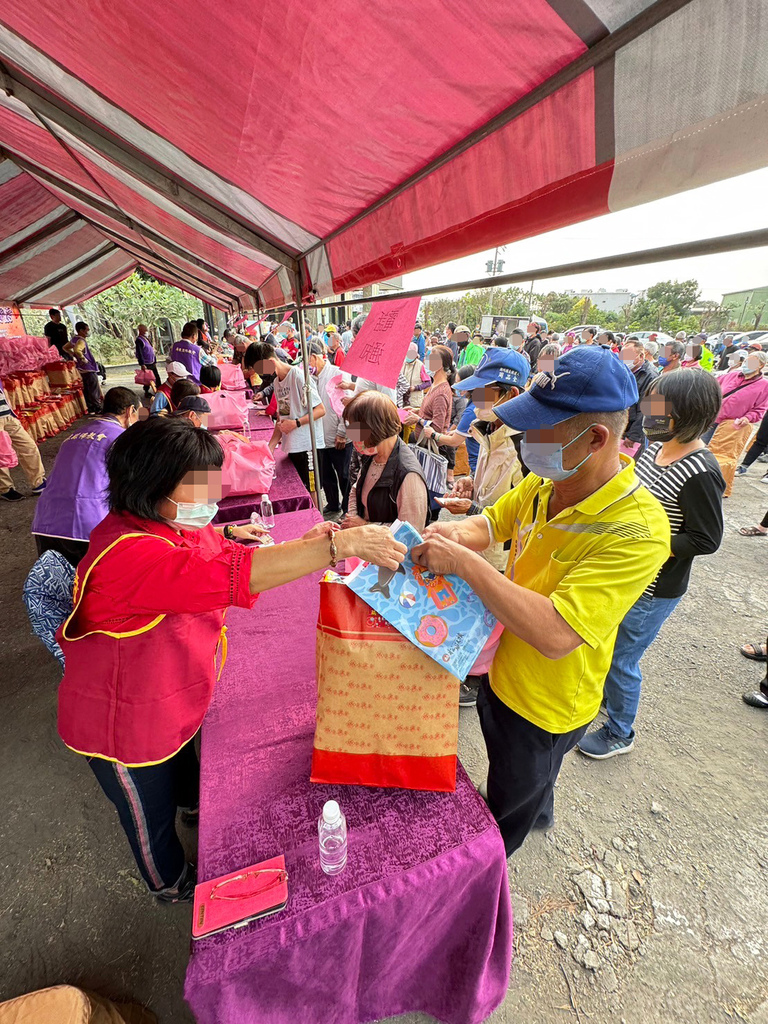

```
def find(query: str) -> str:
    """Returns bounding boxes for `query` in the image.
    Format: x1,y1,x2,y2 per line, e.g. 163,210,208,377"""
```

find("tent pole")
264,226,768,315
295,292,322,511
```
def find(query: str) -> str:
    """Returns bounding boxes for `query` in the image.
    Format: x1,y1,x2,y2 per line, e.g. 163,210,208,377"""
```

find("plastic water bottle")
318,800,347,875
260,495,275,529
242,416,251,439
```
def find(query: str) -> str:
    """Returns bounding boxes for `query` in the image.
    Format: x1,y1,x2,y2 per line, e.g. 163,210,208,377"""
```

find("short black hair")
651,368,722,443
457,363,476,381
107,417,224,522
103,386,139,416
494,336,509,348
171,379,199,406
603,331,615,343
48,308,59,318
584,326,597,338
200,364,221,389
75,321,88,332
244,341,276,371
181,320,199,339
447,322,457,332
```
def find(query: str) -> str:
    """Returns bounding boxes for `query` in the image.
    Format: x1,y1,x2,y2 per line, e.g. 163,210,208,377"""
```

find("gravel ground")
1,409,766,1023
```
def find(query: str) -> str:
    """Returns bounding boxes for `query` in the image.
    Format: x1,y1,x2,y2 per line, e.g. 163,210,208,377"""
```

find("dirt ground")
1,408,767,1024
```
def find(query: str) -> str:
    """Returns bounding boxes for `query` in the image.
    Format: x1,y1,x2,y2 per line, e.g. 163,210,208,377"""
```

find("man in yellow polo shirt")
412,347,670,855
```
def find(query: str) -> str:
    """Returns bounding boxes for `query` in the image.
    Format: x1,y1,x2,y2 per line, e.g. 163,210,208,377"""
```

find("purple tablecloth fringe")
185,508,513,1024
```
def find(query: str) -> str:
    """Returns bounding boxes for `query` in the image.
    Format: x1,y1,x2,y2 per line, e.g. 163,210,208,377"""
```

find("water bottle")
260,495,275,529
242,416,251,440
318,800,347,875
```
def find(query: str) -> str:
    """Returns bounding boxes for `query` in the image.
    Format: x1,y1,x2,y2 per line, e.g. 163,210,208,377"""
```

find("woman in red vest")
58,417,405,902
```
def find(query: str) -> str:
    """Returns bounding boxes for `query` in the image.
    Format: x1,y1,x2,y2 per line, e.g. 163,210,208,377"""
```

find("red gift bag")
311,579,459,792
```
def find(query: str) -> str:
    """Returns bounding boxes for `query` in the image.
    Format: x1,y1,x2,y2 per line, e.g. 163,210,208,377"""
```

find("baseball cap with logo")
494,347,639,430
453,348,530,391
166,361,190,378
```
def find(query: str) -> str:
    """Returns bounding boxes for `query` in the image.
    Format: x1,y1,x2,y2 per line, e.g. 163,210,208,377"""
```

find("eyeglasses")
209,868,288,902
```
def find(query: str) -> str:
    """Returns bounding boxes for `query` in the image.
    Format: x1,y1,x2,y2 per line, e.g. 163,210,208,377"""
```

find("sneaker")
31,479,47,495
761,473,768,484
459,680,480,707
1,488,24,502
154,861,196,903
735,466,748,476
577,724,634,759
742,691,768,709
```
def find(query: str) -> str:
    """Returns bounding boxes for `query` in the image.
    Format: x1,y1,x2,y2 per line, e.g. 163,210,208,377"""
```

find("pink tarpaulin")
0,1,764,310
341,296,422,388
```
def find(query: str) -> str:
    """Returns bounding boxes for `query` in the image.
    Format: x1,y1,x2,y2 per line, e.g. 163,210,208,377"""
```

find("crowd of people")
2,306,767,898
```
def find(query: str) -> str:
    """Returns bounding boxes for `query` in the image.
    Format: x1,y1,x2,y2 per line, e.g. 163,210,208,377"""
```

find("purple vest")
169,340,202,383
31,417,124,542
136,334,155,364
71,336,99,373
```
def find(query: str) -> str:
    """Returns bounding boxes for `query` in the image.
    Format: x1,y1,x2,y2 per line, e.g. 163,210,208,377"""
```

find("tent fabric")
0,0,765,311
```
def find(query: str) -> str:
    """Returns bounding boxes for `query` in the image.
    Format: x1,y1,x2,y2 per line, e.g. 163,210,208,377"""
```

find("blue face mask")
167,497,218,530
520,423,597,481
657,356,670,367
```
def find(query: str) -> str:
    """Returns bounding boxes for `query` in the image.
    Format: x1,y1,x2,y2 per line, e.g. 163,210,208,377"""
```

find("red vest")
157,381,175,409
57,513,229,766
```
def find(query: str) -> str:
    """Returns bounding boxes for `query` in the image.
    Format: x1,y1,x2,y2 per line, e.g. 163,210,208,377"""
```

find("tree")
645,279,700,316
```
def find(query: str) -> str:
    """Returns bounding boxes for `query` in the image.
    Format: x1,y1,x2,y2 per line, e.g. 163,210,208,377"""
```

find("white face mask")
166,497,218,530
474,405,498,422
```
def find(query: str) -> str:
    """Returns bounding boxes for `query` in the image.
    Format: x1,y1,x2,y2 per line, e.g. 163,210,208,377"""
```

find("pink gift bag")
219,363,247,391
0,429,19,468
207,389,249,431
219,434,276,496
327,374,347,419
134,369,155,385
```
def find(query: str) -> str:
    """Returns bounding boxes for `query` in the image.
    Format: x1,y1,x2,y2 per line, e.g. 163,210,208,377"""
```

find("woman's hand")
404,412,420,426
733,417,749,429
339,525,407,570
341,514,366,530
423,424,435,440
444,498,472,515
337,380,356,391
279,419,297,434
232,523,270,542
302,521,340,542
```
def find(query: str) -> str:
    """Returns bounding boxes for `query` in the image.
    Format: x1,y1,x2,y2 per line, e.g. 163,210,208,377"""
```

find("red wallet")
192,854,288,939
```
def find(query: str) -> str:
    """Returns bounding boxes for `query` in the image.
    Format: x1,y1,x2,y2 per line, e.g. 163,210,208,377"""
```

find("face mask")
309,366,318,376
166,497,219,530
353,440,377,456
657,356,670,368
642,414,674,442
258,372,276,387
520,423,596,481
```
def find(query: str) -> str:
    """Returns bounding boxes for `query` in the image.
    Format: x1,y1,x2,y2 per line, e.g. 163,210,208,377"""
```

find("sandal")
740,642,768,662
738,526,768,537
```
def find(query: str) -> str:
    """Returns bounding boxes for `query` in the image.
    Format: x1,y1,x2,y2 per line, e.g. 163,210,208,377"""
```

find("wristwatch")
295,418,301,429
223,524,235,540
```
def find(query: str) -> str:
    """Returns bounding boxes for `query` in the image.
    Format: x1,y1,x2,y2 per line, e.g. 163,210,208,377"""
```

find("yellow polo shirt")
482,456,670,734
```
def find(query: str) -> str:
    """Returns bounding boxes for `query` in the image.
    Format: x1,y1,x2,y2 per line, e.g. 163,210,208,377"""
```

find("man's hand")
423,424,435,440
337,380,356,392
733,417,749,429
451,476,473,498
279,419,297,435
404,412,420,426
411,534,470,577
422,520,465,544
335,435,347,450
444,498,472,515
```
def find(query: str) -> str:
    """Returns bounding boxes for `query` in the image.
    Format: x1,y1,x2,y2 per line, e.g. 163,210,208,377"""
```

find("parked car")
563,324,602,339
628,331,674,345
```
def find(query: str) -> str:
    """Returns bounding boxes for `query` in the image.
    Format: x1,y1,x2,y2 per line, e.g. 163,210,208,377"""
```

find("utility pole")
485,247,506,314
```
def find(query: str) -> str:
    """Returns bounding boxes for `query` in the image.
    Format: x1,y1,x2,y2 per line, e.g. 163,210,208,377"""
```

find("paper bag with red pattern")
311,578,459,792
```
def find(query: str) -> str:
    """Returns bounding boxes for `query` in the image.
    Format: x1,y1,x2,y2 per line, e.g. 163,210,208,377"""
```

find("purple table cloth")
185,508,513,1024
248,407,274,435
214,448,313,524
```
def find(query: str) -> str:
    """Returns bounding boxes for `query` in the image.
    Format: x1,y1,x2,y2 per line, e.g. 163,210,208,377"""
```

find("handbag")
0,428,18,469
219,362,247,391
412,432,448,495
206,388,250,431
311,578,459,792
134,368,155,385
218,433,276,497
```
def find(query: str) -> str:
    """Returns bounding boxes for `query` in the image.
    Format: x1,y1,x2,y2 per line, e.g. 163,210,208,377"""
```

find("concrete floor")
1,414,767,1023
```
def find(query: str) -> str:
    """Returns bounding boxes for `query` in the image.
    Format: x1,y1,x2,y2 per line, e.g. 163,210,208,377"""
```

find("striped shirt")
0,384,14,418
635,442,724,598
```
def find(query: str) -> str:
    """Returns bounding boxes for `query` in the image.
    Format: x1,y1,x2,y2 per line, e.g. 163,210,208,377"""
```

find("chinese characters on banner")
341,295,423,388
0,302,25,338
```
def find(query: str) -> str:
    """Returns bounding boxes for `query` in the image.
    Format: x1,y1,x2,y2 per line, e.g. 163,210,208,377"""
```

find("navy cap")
453,347,530,392
177,395,212,414
494,347,639,430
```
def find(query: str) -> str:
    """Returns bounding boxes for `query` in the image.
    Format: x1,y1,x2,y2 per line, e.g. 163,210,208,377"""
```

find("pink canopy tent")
0,0,765,311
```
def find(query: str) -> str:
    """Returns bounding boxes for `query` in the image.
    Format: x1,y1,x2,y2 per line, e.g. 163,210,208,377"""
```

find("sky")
402,167,768,303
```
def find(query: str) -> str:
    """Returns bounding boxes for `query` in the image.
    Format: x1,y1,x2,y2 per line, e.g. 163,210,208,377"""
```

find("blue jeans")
604,593,682,739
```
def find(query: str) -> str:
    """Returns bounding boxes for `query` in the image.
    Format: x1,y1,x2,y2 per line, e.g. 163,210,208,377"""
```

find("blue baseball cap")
452,347,530,392
494,347,639,430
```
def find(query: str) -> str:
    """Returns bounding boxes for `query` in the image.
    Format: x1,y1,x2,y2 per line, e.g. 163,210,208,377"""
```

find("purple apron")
169,340,202,383
136,334,155,364
31,417,124,541
71,336,99,373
